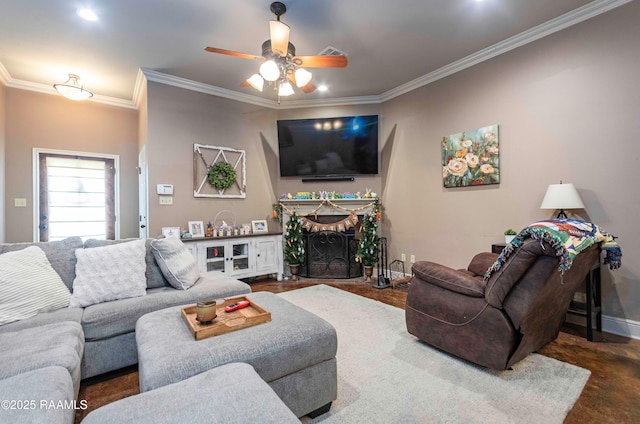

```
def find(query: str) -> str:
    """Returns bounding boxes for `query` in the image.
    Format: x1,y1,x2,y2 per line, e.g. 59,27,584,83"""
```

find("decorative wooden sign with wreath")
193,144,246,198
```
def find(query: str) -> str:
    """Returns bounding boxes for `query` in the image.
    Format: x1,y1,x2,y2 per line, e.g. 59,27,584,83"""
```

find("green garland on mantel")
207,162,236,190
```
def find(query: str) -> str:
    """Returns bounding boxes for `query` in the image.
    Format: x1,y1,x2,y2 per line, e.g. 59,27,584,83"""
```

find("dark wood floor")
75,277,640,424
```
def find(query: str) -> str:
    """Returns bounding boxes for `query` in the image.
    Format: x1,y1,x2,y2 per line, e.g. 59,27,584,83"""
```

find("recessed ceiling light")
77,8,98,21
317,85,328,92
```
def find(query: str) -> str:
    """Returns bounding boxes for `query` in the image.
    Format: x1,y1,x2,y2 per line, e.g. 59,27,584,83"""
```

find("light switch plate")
159,196,173,205
14,198,27,207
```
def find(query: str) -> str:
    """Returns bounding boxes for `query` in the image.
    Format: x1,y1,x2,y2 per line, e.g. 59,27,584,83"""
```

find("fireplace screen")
300,231,362,279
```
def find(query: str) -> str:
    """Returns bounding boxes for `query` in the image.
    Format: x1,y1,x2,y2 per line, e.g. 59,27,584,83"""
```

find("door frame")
138,145,149,239
32,148,121,242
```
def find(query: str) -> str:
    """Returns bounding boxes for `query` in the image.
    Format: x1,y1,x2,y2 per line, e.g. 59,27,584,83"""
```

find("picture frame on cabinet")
251,220,268,233
161,227,181,239
188,221,205,238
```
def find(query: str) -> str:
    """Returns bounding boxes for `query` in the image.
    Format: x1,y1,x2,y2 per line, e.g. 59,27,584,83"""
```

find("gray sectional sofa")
0,236,254,424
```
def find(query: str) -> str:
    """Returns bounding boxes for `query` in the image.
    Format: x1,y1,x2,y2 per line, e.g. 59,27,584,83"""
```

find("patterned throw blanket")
484,219,622,283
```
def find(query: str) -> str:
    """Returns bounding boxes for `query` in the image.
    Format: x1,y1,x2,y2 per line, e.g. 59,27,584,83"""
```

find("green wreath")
207,162,236,190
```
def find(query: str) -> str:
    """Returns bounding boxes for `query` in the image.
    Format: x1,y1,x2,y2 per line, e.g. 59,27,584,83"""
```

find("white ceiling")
0,0,626,108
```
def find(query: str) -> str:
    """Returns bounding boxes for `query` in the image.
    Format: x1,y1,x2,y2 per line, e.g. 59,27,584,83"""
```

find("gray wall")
3,89,140,242
145,82,278,237
379,1,640,322
1,2,637,325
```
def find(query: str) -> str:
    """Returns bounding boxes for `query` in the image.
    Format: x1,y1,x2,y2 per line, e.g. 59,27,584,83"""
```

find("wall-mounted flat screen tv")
277,115,379,177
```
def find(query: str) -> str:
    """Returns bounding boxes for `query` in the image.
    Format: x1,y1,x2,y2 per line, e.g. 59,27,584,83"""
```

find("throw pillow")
151,237,200,290
70,239,147,308
0,246,71,326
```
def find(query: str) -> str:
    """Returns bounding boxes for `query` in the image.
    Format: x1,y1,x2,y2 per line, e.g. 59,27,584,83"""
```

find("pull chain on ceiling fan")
205,2,347,98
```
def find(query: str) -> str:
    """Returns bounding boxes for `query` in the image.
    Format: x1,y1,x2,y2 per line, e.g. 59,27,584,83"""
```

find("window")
36,150,118,242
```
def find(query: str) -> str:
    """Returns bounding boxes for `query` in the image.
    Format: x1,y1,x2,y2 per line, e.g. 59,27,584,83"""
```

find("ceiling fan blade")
300,82,316,93
269,20,290,55
294,55,348,68
204,47,263,61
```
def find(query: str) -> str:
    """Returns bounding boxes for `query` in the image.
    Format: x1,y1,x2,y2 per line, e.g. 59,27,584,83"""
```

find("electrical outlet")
159,196,173,205
401,253,406,261
410,254,416,263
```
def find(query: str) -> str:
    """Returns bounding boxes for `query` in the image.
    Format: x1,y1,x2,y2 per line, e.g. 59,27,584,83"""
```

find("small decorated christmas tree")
284,212,305,265
355,210,379,267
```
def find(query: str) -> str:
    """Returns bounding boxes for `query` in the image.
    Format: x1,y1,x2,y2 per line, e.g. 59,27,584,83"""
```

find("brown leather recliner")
405,238,600,370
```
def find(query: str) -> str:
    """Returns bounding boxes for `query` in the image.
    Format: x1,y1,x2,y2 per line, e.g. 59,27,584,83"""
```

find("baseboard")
602,315,640,340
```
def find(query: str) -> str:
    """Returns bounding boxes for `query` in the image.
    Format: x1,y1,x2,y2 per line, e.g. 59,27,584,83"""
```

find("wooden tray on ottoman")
181,296,271,341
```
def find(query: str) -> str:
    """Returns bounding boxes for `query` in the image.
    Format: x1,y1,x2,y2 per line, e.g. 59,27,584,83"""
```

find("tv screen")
277,115,379,177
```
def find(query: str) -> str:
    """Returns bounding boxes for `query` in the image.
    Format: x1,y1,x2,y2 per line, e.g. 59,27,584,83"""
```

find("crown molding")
133,68,147,108
144,0,630,109
0,0,630,110
142,68,278,109
0,62,10,85
1,72,137,109
380,0,632,102
274,94,382,110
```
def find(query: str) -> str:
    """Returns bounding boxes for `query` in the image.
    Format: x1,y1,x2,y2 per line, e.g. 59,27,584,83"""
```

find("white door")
35,150,118,242
138,146,148,239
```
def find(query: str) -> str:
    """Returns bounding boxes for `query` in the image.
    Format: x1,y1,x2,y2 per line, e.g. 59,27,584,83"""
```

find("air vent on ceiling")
318,45,348,57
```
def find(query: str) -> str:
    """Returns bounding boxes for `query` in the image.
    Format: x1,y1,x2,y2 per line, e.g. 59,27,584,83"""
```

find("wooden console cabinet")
183,233,283,280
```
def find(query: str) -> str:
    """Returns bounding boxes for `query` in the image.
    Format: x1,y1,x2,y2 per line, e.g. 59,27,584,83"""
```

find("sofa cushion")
0,246,71,326
0,321,84,395
0,307,83,335
0,236,82,290
84,238,170,289
0,366,76,424
81,275,251,341
70,239,147,308
151,237,200,290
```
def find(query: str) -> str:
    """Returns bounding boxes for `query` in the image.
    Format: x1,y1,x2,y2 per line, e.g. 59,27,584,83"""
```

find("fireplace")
299,230,362,279
280,198,377,280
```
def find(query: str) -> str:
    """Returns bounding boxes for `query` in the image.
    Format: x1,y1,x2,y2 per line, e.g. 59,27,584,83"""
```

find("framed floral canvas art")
442,124,499,188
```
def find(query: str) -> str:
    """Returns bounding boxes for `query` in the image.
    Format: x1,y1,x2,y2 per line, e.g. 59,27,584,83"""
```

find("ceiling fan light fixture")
246,74,264,92
259,60,280,81
269,20,290,55
294,68,312,87
53,74,93,101
278,81,295,97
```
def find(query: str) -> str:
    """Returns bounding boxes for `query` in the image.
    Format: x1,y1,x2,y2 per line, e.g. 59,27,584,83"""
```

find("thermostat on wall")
156,184,174,195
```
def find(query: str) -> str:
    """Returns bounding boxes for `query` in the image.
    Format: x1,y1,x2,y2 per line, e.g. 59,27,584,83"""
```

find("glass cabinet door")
205,244,226,273
230,242,250,274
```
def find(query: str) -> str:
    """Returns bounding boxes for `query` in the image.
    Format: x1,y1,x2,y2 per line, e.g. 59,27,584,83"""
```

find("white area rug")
279,284,590,424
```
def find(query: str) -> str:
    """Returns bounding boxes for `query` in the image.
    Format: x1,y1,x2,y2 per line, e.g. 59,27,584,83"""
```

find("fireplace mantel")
279,198,378,217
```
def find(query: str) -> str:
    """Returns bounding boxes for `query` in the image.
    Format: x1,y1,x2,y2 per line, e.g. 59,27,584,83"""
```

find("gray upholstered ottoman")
82,362,299,424
136,291,337,418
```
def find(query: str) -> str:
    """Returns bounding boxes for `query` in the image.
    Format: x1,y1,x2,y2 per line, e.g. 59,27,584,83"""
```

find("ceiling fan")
205,2,348,97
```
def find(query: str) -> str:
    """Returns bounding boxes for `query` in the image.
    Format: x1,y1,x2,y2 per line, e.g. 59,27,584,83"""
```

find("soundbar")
301,175,355,182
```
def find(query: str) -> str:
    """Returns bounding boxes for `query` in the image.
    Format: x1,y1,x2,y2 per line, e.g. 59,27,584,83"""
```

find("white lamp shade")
278,81,295,97
246,74,264,92
269,20,290,56
294,68,312,87
540,183,585,210
259,60,280,81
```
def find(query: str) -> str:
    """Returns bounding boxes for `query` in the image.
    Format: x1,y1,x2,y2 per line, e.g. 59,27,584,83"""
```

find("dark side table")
490,243,602,341
567,260,602,341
